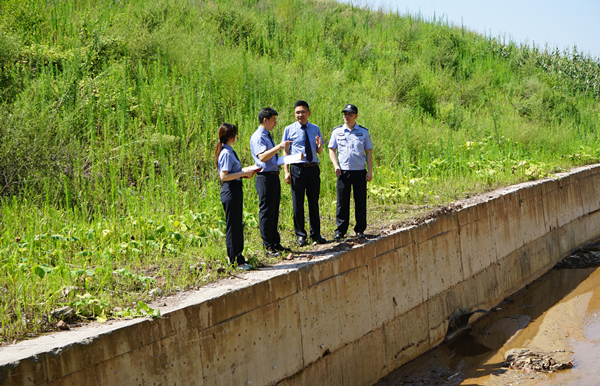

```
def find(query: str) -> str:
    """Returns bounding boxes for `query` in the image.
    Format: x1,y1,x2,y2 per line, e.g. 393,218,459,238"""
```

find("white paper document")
277,153,305,165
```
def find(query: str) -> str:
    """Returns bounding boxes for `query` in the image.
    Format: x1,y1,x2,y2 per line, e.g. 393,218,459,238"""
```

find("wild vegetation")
1,0,599,342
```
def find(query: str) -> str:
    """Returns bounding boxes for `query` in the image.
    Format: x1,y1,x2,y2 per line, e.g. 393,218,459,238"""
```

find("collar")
344,123,358,131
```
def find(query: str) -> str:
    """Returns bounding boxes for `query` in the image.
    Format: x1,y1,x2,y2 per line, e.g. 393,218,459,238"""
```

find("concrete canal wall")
2,165,600,386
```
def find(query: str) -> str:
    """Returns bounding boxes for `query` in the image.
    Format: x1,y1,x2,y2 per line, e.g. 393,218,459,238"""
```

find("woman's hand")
241,167,258,178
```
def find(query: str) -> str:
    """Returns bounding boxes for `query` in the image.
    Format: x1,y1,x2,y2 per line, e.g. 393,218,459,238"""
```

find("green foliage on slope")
0,0,599,341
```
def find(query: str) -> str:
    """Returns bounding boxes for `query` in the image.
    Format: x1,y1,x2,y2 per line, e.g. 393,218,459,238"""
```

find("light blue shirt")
218,144,242,181
282,121,323,164
328,123,373,170
250,127,279,172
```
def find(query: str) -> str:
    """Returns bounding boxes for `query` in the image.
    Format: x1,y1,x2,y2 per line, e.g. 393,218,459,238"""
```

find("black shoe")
297,236,308,247
274,244,292,253
355,232,366,239
237,264,252,271
312,235,327,244
235,255,247,265
265,247,281,257
334,233,344,241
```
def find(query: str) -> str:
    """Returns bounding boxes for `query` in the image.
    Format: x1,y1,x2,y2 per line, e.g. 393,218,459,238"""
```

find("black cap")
342,104,358,114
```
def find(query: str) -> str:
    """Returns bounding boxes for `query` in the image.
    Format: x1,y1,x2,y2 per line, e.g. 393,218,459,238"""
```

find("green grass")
1,0,599,342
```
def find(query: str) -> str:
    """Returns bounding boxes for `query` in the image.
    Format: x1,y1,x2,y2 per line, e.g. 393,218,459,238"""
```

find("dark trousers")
336,170,367,236
255,173,281,249
290,164,321,238
220,180,245,265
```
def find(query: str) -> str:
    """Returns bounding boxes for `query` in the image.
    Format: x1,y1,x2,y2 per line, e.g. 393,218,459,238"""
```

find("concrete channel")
375,249,600,385
2,164,600,386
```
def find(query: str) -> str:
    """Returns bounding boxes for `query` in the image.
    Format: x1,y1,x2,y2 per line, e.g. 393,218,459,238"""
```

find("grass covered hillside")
1,0,600,341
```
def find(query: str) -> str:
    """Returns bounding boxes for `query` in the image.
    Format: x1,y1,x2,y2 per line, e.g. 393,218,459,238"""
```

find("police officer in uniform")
250,108,292,256
215,123,257,268
328,104,373,240
283,100,327,246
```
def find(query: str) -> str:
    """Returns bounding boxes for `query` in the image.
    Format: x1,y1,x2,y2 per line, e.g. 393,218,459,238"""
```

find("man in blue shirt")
282,101,327,247
328,104,373,240
250,107,292,256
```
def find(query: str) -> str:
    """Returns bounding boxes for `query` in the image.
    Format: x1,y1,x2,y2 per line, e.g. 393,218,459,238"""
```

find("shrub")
210,7,258,49
425,29,461,74
409,83,437,117
0,28,21,100
391,65,421,103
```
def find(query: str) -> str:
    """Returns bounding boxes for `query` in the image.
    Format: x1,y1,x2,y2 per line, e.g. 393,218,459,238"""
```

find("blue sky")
339,0,600,58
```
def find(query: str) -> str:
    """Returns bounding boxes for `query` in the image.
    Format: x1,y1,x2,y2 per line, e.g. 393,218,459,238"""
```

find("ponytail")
214,139,224,168
214,123,238,169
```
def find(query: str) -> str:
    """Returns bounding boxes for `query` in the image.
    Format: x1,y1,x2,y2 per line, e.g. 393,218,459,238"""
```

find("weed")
0,0,599,342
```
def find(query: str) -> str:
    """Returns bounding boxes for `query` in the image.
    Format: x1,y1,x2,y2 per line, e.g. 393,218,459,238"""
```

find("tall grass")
0,0,599,341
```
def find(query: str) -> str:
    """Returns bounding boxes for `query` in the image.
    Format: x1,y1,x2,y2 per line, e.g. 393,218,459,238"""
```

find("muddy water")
375,266,600,386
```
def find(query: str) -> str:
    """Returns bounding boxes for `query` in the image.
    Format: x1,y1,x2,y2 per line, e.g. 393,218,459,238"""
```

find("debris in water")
445,309,489,341
503,349,574,373
555,248,600,269
447,372,459,380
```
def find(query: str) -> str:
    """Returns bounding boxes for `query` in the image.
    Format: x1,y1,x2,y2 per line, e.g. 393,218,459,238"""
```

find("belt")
257,171,280,175
293,163,319,168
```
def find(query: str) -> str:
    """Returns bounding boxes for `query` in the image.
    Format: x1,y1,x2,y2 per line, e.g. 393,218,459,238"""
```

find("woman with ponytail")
215,123,257,268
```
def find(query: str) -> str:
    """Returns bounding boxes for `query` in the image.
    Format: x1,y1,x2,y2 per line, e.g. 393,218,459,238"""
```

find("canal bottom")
375,265,600,386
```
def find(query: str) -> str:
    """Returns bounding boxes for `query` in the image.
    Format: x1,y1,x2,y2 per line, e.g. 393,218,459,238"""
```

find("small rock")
61,286,80,297
148,288,162,296
51,306,74,321
286,253,294,260
56,320,70,330
217,267,227,274
306,254,314,260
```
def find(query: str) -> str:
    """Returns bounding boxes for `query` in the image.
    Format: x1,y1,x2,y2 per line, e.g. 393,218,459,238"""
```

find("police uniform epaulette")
333,125,344,130
357,124,369,131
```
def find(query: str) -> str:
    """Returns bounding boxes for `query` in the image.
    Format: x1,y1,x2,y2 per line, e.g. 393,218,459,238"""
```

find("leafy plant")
114,301,161,319
1,0,599,343
67,294,111,323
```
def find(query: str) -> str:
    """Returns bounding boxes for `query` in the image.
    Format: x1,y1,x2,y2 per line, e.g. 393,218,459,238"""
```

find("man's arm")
329,148,341,176
257,140,291,162
281,127,293,184
316,135,323,154
283,148,292,184
365,149,373,182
